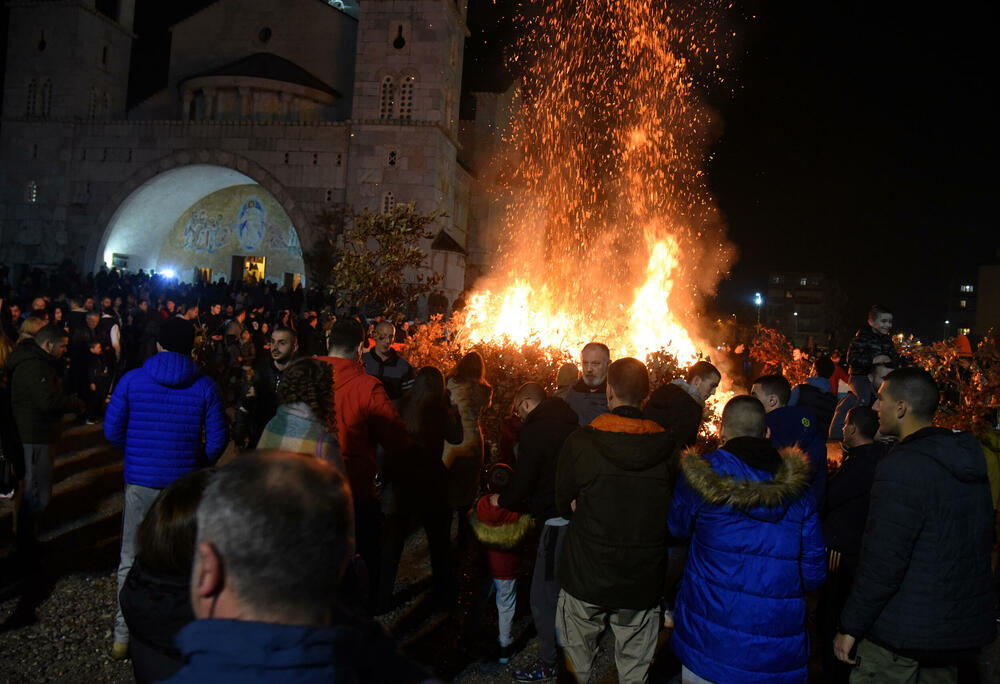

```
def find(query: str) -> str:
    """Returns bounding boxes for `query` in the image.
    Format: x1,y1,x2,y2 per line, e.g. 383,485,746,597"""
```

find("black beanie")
157,317,195,355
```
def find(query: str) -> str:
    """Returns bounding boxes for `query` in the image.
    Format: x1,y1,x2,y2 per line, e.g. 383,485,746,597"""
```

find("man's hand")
833,633,857,664
489,493,499,507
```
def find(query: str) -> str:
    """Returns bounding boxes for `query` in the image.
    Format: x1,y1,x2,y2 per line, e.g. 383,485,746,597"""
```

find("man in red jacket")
318,319,408,611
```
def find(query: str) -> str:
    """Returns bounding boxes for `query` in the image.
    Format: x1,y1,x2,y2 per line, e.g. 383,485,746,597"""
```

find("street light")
754,292,763,327
943,319,950,340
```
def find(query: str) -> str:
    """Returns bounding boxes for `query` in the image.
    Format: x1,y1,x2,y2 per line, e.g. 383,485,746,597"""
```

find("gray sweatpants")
113,483,161,643
531,522,567,666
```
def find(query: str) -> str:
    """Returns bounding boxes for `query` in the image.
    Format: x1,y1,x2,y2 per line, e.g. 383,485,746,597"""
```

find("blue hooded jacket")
766,405,827,508
669,439,826,684
104,351,226,488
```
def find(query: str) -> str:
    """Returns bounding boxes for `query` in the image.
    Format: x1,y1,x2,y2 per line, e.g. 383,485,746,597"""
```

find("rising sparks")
465,0,735,367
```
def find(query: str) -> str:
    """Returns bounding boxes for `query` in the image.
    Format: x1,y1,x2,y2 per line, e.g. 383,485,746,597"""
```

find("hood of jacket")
805,376,832,393
681,444,811,522
322,355,365,389
525,395,580,428
7,338,56,375
583,412,673,471
142,351,201,388
901,426,987,483
670,378,706,406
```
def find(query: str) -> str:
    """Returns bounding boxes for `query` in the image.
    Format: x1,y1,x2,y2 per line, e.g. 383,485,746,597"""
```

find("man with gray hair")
565,342,611,425
164,451,355,682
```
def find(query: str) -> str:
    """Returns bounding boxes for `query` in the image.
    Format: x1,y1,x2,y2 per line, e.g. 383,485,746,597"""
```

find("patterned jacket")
846,326,899,376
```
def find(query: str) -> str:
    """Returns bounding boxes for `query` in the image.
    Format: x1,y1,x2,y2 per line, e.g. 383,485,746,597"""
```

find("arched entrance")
93,153,308,287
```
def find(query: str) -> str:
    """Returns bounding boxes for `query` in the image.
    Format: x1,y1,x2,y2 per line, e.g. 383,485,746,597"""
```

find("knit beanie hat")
157,317,195,355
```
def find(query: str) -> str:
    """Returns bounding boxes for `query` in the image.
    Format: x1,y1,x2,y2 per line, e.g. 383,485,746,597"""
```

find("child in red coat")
470,463,533,663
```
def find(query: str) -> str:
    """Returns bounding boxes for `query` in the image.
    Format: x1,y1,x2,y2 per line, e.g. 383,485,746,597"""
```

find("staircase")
0,422,124,578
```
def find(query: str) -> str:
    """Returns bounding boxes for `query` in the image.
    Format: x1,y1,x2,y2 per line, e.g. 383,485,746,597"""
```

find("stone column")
182,89,194,121
238,87,251,118
204,88,217,120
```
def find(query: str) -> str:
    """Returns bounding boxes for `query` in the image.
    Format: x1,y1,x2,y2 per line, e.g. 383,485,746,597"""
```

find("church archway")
91,150,309,286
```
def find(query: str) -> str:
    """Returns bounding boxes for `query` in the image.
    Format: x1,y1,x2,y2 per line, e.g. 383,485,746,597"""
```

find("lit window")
398,76,415,121
26,181,38,204
960,284,974,293
958,328,971,335
379,76,395,120
382,191,396,213
799,277,807,286
959,300,967,309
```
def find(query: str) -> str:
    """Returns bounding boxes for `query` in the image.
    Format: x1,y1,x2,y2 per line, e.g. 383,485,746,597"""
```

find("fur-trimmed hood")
681,443,812,522
469,497,533,550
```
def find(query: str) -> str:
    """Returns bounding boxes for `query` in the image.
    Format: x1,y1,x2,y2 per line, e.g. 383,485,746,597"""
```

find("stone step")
39,462,125,535
51,422,109,455
52,443,122,482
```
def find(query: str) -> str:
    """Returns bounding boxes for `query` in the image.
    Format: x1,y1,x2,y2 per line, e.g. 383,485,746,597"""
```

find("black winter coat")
498,396,579,521
643,381,703,448
556,407,679,609
118,556,193,684
840,427,996,655
822,442,887,555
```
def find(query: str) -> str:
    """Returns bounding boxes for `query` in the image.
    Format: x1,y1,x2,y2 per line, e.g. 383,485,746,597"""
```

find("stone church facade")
0,0,507,305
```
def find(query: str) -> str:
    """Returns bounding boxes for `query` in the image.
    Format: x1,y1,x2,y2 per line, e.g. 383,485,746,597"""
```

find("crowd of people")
2,264,999,684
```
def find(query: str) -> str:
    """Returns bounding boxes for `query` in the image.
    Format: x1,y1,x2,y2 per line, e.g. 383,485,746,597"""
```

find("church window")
40,80,51,117
26,79,37,116
392,25,406,50
387,150,397,167
335,153,343,167
258,27,272,43
399,76,415,121
37,30,46,52
312,153,318,165
284,152,290,164
379,76,395,119
382,192,396,213
103,92,111,115
32,143,38,159
101,45,109,67
26,181,38,204
325,190,333,202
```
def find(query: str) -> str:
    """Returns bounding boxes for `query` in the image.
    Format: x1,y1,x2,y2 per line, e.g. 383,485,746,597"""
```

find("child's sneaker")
513,660,556,682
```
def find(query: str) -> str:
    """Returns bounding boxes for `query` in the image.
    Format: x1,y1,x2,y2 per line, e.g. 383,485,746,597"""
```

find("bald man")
362,321,413,402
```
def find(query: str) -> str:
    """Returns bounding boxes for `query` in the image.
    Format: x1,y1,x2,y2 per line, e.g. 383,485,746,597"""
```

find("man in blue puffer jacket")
669,396,826,684
104,316,226,660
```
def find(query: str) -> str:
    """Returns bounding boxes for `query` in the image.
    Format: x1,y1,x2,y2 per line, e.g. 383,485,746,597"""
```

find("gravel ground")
2,532,995,683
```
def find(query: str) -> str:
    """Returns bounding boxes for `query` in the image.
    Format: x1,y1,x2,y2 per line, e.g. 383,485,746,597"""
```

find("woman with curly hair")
442,351,492,527
256,358,342,472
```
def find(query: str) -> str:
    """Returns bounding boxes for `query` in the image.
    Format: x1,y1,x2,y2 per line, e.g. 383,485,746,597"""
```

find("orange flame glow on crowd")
463,0,736,369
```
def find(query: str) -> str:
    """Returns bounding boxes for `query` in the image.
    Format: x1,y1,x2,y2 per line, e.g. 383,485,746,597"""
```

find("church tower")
346,0,471,304
0,0,134,263
2,0,134,121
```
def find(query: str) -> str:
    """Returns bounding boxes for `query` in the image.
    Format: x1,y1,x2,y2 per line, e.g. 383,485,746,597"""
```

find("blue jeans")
493,578,517,647
114,483,161,643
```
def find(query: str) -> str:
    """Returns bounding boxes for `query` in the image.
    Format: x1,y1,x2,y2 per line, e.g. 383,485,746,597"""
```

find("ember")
464,0,735,373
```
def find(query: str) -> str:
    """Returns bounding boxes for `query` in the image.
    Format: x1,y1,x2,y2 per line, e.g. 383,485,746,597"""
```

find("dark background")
3,1,995,340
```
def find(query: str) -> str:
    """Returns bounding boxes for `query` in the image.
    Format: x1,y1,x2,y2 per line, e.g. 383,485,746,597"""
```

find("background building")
0,0,503,309
764,270,847,350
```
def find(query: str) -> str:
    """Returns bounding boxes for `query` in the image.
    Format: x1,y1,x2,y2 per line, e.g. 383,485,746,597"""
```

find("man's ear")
191,541,224,619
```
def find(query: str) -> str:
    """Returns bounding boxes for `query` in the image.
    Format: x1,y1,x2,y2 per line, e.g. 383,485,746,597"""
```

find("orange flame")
463,1,734,374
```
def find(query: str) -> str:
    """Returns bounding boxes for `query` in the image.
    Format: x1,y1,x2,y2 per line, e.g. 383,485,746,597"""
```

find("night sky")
466,1,997,340
5,1,995,340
